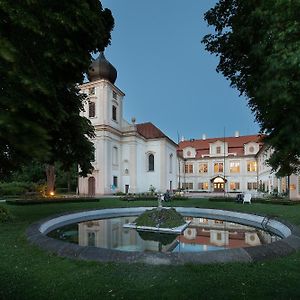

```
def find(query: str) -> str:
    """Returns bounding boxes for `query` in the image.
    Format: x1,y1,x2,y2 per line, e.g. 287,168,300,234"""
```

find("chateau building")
78,53,177,195
177,133,262,193
256,146,300,199
78,52,300,200
178,135,300,199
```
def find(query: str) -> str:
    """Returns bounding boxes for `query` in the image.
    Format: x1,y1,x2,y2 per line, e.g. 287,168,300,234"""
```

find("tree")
202,0,300,176
0,1,114,192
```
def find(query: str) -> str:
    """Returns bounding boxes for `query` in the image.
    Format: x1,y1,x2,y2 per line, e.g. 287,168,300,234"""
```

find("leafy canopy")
202,0,300,176
0,0,114,177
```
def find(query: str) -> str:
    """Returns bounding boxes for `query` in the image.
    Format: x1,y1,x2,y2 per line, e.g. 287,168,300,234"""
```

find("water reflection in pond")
48,216,281,253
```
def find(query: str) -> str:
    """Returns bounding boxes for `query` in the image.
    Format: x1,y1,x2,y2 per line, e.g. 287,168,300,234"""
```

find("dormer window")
216,146,221,154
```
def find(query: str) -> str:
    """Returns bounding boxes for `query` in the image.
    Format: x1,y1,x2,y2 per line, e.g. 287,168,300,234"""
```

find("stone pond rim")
26,207,300,265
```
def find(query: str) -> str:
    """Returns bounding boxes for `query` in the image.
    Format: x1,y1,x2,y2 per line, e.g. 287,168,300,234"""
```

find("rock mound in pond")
135,208,185,228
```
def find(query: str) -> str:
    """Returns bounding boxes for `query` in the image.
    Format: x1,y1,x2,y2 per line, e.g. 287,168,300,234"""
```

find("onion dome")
88,52,117,84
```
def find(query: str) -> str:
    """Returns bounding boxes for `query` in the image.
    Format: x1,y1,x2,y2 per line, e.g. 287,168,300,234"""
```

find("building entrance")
211,176,227,192
88,177,96,196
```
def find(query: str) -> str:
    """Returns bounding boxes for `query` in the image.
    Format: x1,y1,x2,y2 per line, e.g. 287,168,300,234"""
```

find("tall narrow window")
112,147,118,165
89,101,95,118
112,91,117,99
112,105,117,121
113,176,118,188
169,154,173,173
148,154,154,171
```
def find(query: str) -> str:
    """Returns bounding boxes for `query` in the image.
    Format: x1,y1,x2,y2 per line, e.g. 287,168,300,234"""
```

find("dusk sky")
100,0,260,142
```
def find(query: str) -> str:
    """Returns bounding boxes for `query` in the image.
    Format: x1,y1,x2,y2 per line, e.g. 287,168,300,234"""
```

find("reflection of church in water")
77,217,277,252
78,217,171,252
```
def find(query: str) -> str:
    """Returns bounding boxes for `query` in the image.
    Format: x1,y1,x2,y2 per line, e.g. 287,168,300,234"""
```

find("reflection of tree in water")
138,231,177,252
48,224,78,244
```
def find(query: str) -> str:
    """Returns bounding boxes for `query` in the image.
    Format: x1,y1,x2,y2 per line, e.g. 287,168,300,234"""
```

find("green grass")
1,198,300,299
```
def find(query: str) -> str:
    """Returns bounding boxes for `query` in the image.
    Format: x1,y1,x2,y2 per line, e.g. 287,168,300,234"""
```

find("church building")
78,52,178,195
78,52,300,200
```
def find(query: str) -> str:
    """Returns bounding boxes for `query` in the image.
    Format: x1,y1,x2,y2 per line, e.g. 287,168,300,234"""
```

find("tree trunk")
45,164,56,196
67,171,71,193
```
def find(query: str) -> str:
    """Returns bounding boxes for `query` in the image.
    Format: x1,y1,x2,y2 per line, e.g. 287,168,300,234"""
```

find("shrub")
0,206,13,223
0,181,39,196
135,208,185,228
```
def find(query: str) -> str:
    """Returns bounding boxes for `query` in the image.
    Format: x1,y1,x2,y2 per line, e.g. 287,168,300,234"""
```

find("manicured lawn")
1,198,300,299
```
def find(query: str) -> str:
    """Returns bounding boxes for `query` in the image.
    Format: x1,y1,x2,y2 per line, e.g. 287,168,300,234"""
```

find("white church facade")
78,52,300,200
78,53,177,196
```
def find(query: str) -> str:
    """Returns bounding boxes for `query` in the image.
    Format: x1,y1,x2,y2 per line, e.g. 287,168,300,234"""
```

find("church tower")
85,52,124,131
78,52,125,195
78,50,178,196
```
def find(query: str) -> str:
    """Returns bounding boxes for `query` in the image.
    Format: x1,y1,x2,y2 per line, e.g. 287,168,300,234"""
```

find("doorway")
211,176,226,192
88,177,96,196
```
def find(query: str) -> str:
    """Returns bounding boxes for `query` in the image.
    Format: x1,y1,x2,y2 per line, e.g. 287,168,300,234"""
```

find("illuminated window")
112,105,117,121
184,164,193,173
199,218,208,224
198,182,209,190
199,163,208,173
230,182,240,190
230,161,240,173
88,101,95,118
214,162,223,173
215,220,224,224
216,146,221,154
247,161,257,172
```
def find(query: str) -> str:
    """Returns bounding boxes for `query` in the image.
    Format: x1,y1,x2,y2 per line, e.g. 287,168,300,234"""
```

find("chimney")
202,134,206,140
234,131,240,138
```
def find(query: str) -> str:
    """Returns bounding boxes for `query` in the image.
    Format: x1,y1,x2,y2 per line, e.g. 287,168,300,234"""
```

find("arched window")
169,154,173,173
148,154,154,171
89,101,95,118
112,105,117,121
112,146,118,165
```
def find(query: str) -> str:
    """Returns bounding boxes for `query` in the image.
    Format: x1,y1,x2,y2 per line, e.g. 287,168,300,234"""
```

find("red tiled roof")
178,134,264,158
136,123,177,146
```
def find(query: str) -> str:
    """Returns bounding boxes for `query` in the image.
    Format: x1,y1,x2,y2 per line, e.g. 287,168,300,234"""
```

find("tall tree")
0,1,114,192
202,0,300,176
